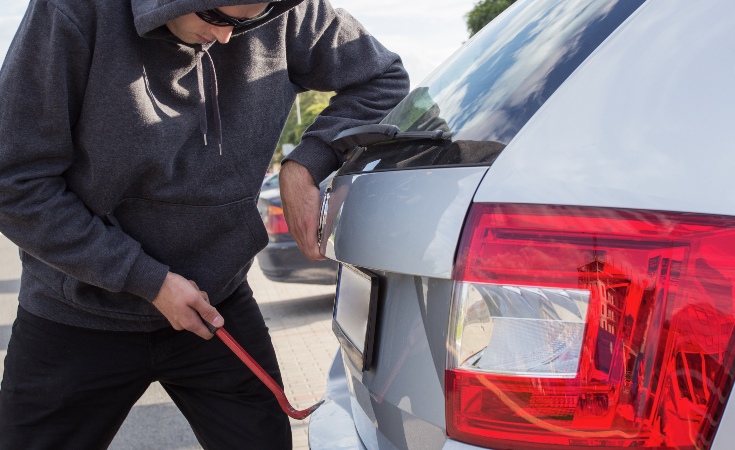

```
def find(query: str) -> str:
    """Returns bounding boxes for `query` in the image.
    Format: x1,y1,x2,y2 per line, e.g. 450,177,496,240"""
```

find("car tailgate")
320,167,487,278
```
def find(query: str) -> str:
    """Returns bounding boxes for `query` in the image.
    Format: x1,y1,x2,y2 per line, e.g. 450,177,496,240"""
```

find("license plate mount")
332,264,379,371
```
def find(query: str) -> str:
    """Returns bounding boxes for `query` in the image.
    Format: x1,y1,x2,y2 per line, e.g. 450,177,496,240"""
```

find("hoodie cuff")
122,250,169,302
283,137,340,186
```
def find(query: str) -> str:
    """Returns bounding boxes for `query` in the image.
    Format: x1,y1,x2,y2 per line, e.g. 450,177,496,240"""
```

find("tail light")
447,203,735,449
263,205,289,235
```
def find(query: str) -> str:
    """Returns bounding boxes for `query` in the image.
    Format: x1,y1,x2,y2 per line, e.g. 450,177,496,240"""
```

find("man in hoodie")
0,0,409,448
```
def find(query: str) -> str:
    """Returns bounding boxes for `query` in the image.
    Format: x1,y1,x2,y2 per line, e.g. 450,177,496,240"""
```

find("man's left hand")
279,161,325,261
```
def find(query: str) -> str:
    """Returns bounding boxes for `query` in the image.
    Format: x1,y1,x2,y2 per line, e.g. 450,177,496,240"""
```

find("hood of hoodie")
132,0,303,37
131,0,303,156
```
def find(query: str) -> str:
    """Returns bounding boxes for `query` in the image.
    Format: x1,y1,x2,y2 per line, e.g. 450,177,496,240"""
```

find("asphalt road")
0,233,339,449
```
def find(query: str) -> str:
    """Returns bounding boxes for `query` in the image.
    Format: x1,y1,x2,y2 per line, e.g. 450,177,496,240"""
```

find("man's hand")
152,272,223,339
279,161,325,261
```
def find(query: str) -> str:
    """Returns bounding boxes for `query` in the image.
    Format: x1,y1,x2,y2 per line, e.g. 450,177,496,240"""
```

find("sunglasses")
195,3,274,28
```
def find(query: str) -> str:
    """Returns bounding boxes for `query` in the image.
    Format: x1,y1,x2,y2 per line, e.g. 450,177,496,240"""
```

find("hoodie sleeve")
0,0,169,301
283,0,410,185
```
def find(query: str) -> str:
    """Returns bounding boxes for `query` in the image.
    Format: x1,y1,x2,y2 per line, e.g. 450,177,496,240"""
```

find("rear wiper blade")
332,124,452,151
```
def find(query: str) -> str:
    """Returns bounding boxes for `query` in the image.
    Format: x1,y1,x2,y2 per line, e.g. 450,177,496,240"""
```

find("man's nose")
211,26,234,44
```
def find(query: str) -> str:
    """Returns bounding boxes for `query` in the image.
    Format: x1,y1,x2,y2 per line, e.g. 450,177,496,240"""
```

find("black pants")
0,293,291,450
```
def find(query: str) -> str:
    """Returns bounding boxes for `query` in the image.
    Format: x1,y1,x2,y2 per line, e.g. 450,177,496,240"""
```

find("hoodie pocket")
62,197,268,317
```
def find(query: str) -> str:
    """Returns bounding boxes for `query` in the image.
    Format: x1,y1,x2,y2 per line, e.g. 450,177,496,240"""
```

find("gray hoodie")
0,0,409,331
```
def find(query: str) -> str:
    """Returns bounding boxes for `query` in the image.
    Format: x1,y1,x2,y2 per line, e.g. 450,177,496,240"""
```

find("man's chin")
193,34,213,44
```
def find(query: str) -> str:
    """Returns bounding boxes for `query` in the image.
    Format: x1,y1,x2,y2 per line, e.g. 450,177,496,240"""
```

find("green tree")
465,0,517,37
271,91,334,170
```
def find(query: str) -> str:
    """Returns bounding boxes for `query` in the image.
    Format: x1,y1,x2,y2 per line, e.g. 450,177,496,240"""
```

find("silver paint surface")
308,349,364,449
475,0,735,217
335,273,453,450
712,395,735,450
321,168,487,279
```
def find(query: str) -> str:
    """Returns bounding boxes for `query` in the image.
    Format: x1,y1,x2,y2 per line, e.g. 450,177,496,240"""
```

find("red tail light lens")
264,205,289,234
447,203,735,449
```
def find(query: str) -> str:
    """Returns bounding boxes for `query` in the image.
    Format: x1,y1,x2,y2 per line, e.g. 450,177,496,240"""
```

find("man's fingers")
291,218,322,261
151,273,224,339
300,239,323,261
279,160,326,261
196,302,224,332
186,304,223,340
185,279,210,304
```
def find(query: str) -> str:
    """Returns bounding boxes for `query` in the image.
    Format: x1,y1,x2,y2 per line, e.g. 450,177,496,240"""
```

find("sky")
329,0,477,86
0,0,26,64
0,0,477,87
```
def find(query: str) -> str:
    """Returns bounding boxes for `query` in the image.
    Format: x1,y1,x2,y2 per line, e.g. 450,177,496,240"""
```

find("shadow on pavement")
0,279,19,294
258,294,334,331
110,402,199,450
112,401,305,450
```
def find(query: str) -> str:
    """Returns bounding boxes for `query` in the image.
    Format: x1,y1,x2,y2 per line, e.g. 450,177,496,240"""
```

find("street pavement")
0,233,339,449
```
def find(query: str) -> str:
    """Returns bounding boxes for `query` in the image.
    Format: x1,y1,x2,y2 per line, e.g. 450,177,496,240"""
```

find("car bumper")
308,349,365,449
256,240,338,284
308,349,493,450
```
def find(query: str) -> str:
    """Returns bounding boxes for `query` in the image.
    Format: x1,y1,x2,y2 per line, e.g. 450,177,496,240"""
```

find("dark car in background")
256,174,338,284
309,0,735,449
261,172,280,192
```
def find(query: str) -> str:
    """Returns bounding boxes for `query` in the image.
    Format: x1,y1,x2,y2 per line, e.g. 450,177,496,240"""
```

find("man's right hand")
151,272,223,339
279,160,325,262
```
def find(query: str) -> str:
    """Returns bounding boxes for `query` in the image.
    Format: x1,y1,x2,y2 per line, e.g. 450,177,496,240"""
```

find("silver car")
309,0,735,449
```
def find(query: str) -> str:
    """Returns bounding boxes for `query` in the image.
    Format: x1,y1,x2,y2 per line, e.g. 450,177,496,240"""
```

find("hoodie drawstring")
195,46,223,155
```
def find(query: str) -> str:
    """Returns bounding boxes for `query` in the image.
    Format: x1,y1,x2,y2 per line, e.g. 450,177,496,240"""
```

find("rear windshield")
340,0,645,174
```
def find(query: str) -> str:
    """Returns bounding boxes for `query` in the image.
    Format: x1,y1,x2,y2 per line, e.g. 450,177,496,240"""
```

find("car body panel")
317,168,477,448
308,349,364,450
441,441,489,450
316,272,454,450
712,398,735,450
309,358,490,450
320,168,488,279
475,0,735,216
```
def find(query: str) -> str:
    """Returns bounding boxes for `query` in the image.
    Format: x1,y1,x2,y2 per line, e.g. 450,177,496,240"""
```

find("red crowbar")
205,322,324,420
